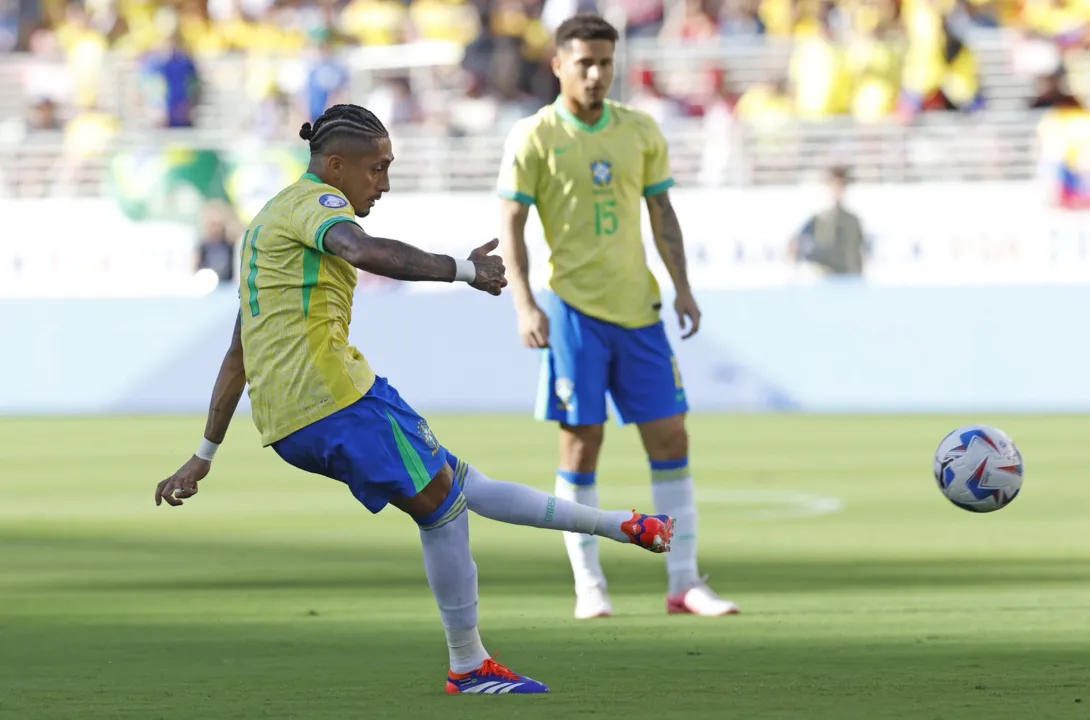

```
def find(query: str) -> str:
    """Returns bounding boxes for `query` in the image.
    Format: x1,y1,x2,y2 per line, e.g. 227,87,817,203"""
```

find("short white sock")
554,473,607,594
418,507,490,673
651,465,701,596
460,464,630,543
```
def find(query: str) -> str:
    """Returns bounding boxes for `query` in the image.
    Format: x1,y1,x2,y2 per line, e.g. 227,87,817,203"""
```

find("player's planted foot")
667,576,741,616
574,583,614,620
621,512,674,553
446,656,550,695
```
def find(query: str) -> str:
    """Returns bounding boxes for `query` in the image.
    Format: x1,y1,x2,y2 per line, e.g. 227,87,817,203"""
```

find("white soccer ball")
933,425,1024,513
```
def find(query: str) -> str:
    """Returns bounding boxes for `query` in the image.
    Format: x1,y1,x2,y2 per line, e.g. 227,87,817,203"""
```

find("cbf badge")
418,419,441,456
319,193,348,209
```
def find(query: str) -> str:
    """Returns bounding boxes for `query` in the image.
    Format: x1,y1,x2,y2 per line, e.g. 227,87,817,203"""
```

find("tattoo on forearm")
651,194,689,288
325,224,454,282
360,238,455,281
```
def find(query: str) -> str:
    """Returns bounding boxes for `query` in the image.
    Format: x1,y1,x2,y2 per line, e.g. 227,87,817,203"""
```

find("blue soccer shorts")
534,292,689,427
272,375,449,514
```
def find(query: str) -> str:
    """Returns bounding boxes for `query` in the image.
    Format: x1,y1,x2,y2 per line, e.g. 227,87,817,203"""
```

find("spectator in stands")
660,0,719,41
789,10,852,120
0,0,17,52
614,0,666,38
340,0,409,46
789,165,867,277
717,0,766,36
1029,67,1083,109
899,17,984,119
735,73,794,127
141,27,201,128
304,30,349,124
628,67,689,129
845,16,902,121
366,76,424,126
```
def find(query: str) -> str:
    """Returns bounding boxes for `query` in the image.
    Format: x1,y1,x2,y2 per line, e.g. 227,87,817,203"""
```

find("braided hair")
299,104,389,155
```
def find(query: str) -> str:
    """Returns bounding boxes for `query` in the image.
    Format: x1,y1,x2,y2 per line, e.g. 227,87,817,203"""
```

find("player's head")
300,104,392,217
553,14,619,112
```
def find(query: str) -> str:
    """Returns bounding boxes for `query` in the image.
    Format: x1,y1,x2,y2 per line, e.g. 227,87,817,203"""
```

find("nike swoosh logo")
554,147,573,155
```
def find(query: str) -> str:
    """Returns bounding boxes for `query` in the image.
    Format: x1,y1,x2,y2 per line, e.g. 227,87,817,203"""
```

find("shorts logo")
555,377,574,411
418,419,440,456
319,193,348,209
590,160,612,187
670,356,684,390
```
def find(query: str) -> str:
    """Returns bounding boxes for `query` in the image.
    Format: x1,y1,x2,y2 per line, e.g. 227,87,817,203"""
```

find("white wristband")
454,258,476,284
195,438,220,462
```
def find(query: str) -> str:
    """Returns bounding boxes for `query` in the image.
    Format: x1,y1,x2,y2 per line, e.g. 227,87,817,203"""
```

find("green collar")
301,172,323,183
553,96,611,134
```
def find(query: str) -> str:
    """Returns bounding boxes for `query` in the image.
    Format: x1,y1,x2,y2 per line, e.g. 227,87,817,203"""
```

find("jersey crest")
319,193,348,209
590,160,613,187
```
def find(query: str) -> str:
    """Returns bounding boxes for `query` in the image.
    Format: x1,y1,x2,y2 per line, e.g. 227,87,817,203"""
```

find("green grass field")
3,414,1089,720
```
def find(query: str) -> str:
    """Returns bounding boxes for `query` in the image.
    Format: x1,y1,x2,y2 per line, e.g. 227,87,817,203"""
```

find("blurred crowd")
0,0,1088,213
2,0,1088,137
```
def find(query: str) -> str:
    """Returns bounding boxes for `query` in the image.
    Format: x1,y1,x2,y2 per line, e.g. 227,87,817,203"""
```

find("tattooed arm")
324,220,457,282
646,190,701,338
323,221,508,295
646,190,690,292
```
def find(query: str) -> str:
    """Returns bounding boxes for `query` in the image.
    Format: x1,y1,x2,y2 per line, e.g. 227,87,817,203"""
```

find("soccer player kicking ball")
153,104,674,696
498,14,740,620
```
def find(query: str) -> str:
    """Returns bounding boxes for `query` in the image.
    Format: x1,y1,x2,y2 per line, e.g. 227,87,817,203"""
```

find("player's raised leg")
271,377,551,694
611,322,740,616
533,293,617,617
444,448,672,554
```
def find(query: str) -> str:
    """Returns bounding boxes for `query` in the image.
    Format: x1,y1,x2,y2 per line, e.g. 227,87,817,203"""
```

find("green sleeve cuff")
643,178,676,198
314,216,355,254
498,189,535,206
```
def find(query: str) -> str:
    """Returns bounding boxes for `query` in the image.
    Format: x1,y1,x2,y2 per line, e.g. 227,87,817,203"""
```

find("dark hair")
555,13,619,47
299,104,388,154
827,165,851,183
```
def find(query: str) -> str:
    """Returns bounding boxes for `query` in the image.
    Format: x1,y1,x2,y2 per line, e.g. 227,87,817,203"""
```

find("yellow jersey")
239,172,376,446
497,98,675,329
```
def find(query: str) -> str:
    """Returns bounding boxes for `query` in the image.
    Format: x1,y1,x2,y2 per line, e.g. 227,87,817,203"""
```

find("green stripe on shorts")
387,412,432,494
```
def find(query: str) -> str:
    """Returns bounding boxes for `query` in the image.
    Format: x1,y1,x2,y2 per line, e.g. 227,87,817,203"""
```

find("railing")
0,111,1043,199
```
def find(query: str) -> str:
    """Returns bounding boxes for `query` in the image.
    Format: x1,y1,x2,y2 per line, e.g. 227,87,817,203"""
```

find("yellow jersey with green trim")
239,172,376,446
497,99,676,329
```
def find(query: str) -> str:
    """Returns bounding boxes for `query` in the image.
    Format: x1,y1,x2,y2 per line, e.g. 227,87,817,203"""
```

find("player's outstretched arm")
499,198,549,348
323,221,507,295
155,311,247,507
647,191,701,339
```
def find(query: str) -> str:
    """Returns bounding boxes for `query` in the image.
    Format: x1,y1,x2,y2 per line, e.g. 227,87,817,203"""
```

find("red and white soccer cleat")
620,512,674,553
667,576,741,616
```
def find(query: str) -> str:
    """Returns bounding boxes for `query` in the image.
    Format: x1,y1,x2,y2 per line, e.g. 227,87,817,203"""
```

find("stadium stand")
0,0,1086,203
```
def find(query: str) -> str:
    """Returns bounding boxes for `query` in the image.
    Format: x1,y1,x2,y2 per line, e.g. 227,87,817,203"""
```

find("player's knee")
642,415,689,461
559,423,604,473
392,463,458,523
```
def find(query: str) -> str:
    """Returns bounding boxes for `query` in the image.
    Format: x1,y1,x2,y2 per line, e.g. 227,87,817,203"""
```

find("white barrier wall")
6,184,1090,298
3,284,1090,415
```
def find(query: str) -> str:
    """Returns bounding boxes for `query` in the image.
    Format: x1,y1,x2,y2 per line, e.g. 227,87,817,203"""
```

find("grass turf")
2,414,1089,719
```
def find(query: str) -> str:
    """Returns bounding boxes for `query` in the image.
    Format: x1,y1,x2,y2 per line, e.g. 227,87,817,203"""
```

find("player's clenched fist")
468,238,508,296
155,456,210,507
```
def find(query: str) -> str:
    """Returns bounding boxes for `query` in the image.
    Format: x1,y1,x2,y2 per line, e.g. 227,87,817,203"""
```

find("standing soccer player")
498,15,740,619
153,104,675,695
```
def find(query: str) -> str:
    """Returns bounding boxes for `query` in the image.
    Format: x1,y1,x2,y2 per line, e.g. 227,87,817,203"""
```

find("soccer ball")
933,425,1024,513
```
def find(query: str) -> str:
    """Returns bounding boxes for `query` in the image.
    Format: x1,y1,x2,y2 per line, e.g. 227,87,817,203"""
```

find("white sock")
651,460,701,595
459,463,631,543
554,472,607,594
418,504,490,674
